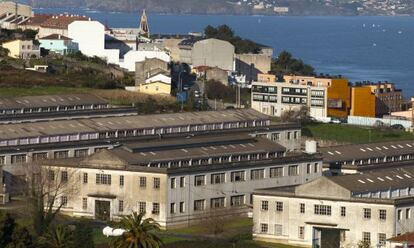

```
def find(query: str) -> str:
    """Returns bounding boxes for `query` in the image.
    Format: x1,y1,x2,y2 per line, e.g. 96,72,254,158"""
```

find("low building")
283,75,350,118
1,39,40,59
251,81,328,119
138,72,172,95
120,50,170,72
387,232,414,247
253,168,414,247
192,38,235,71
40,133,322,228
320,140,414,175
39,34,79,55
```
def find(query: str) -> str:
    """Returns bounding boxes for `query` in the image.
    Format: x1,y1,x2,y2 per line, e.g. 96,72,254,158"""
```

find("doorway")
95,200,111,221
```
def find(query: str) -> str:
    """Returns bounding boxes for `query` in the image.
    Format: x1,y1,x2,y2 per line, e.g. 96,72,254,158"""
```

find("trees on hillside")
271,51,315,76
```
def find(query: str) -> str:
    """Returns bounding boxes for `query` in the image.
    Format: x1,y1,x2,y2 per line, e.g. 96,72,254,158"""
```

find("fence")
347,116,412,128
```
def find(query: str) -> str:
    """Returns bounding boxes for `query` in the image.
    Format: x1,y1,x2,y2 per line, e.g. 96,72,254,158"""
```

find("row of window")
252,94,277,103
260,202,388,220
0,104,107,115
281,96,307,105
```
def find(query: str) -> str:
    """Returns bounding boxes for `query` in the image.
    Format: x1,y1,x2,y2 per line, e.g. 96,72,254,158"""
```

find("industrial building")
251,81,328,119
39,132,321,228
253,167,414,247
191,38,235,71
319,140,414,175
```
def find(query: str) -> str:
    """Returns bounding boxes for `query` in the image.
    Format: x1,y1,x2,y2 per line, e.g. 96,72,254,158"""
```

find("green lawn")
303,122,414,144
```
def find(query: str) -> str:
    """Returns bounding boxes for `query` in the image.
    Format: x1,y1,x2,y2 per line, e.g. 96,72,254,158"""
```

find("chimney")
305,140,317,154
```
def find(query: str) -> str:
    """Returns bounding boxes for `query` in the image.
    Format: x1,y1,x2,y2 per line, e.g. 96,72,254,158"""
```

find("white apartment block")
251,81,328,119
253,168,414,247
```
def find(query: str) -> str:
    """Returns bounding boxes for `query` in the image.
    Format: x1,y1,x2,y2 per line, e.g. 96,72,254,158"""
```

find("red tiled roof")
21,14,53,26
40,15,88,29
39,34,72,40
388,232,414,243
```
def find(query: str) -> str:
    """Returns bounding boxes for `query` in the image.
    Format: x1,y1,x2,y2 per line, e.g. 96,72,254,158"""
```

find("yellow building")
139,81,171,95
350,87,376,117
283,75,350,118
1,39,40,59
257,73,276,83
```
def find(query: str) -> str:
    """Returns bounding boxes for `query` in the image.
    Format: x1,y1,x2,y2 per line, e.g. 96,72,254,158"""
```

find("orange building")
283,75,350,118
350,87,376,117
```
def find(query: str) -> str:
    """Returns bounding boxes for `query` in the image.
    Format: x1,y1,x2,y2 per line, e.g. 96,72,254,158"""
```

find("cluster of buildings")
252,74,404,123
0,92,413,247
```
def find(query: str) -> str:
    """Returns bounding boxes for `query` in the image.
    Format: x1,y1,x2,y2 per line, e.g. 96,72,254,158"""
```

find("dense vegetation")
271,51,315,76
0,28,38,44
204,25,261,54
205,80,250,105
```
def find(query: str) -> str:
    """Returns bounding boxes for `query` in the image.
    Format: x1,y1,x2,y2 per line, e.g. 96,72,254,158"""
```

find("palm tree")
39,225,74,248
110,212,163,248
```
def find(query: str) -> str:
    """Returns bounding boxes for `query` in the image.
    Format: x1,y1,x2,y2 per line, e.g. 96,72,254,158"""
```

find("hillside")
27,0,414,15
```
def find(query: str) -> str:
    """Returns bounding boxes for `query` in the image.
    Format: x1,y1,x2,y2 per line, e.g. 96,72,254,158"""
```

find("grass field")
303,122,414,144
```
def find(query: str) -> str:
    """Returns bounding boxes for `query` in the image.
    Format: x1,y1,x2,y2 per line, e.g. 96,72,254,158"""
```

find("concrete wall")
347,116,412,128
192,39,234,71
351,87,376,117
135,58,169,85
206,67,229,86
160,38,184,62
235,53,271,82
121,50,170,72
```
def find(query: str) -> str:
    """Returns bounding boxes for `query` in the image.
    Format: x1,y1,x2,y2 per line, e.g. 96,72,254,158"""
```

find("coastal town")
1,1,414,248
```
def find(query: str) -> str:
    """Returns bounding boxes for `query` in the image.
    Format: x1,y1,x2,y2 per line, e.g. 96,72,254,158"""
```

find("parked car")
391,124,405,130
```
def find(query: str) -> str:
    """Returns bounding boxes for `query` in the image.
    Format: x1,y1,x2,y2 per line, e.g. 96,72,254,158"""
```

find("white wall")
120,51,170,72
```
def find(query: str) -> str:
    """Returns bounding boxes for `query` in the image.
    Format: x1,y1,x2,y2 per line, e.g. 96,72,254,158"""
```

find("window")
194,200,205,211
54,151,69,159
170,203,176,214
74,149,88,158
314,205,331,215
153,178,160,189
300,203,305,214
32,152,48,161
378,233,386,245
194,175,205,186
363,208,371,219
231,195,244,207
261,201,268,211
139,177,146,188
251,169,264,180
0,156,4,165
270,167,283,178
119,175,124,187
406,208,411,219
306,164,311,174
276,202,283,212
61,171,68,183
341,206,346,217
211,173,225,184
82,198,87,210
260,223,268,233
275,224,283,235
11,154,26,164
231,171,245,182
180,177,185,187
362,232,371,243
299,226,305,239
61,196,68,207
379,209,386,220
96,174,111,185
211,197,225,209
152,203,160,215
170,178,176,189
119,200,124,212
48,170,55,181
83,173,88,184
138,202,146,214
314,163,319,173
398,209,402,220
288,165,299,176
179,202,185,213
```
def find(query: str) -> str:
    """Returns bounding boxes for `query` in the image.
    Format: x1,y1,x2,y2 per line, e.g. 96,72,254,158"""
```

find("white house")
145,73,171,85
119,50,170,72
68,20,119,64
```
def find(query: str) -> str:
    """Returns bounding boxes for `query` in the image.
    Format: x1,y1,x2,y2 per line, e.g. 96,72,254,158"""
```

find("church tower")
138,9,150,37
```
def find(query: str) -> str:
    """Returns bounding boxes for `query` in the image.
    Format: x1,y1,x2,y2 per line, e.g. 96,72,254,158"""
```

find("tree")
357,240,371,248
110,212,163,248
38,225,74,248
72,221,94,248
271,50,315,76
6,226,34,248
0,212,16,247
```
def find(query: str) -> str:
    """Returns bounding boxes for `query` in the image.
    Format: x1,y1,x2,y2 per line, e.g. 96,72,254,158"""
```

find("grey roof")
0,109,269,140
0,94,107,110
329,166,414,193
320,140,414,163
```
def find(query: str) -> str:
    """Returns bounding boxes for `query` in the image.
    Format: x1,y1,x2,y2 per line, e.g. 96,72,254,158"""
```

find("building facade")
253,169,414,247
251,81,328,119
191,38,235,71
1,39,40,59
39,34,79,55
40,133,322,228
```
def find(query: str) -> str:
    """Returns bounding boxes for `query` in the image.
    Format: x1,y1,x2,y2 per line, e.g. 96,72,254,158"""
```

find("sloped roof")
40,15,88,29
39,34,72,40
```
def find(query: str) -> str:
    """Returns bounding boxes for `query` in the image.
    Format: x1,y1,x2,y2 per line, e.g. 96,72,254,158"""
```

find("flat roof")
0,94,107,110
0,109,269,140
320,140,414,163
